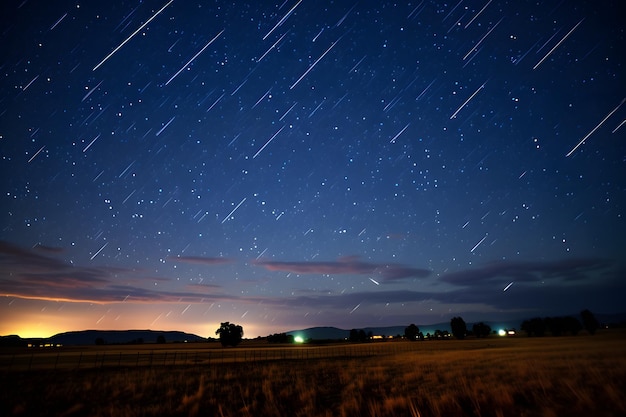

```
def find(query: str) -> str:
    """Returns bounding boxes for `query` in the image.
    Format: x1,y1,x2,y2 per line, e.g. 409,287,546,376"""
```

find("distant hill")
49,330,206,345
284,321,521,341
286,327,349,340
285,324,455,341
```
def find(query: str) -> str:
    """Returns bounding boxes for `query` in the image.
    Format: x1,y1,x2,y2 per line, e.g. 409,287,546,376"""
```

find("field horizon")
2,329,625,416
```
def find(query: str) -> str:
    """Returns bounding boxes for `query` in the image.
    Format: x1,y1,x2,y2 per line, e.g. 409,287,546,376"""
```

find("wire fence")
1,342,419,371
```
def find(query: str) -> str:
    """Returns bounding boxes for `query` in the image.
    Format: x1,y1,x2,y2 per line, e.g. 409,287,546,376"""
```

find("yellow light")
498,329,506,336
294,336,304,343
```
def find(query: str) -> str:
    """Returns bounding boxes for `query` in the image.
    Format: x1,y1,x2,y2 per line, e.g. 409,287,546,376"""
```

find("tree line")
520,309,600,337
217,309,601,348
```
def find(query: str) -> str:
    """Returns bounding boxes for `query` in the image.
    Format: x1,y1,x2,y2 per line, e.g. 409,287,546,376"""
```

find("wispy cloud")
2,240,622,321
0,241,228,304
253,256,431,282
439,258,613,286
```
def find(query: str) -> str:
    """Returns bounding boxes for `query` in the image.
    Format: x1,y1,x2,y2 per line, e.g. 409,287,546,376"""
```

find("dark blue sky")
1,0,625,338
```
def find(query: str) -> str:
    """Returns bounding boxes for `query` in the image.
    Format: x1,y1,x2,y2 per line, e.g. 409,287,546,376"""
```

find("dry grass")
1,331,625,417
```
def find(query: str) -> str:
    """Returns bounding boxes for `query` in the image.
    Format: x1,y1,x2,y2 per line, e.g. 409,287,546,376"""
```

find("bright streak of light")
182,304,191,315
22,75,39,91
50,13,68,30
165,29,224,85
290,40,339,89
566,98,625,157
390,123,410,143
463,18,502,60
464,0,492,29
221,197,247,224
81,80,104,102
150,313,163,327
612,119,626,134
253,125,285,158
90,242,108,260
206,93,225,112
27,145,46,163
349,303,361,314
263,0,303,40
279,102,298,121
533,18,584,70
257,31,289,63
369,278,380,286
93,0,174,71
470,235,487,253
503,282,514,292
256,248,269,260
450,82,486,119
82,133,101,152
155,116,176,136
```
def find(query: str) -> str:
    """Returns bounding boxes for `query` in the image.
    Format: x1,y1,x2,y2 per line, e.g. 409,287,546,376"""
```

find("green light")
294,336,304,343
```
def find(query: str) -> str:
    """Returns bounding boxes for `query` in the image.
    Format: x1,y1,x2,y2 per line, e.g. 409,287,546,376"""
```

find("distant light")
294,336,304,343
498,329,506,336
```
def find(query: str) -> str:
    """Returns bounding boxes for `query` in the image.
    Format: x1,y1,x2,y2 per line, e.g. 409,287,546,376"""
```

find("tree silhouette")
267,333,294,343
563,316,583,335
404,324,420,341
580,309,600,335
521,317,546,336
472,322,491,338
450,317,467,339
349,329,368,342
215,322,244,347
156,335,166,344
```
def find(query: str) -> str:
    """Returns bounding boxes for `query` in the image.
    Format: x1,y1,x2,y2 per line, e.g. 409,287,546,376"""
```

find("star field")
1,0,625,338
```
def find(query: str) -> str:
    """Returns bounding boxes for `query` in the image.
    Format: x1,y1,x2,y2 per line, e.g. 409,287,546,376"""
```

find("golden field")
1,331,625,417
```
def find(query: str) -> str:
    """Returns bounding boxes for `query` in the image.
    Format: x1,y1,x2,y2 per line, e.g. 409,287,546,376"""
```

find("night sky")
1,1,625,339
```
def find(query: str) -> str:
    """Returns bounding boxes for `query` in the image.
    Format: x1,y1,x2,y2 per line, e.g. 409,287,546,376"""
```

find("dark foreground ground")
1,331,625,417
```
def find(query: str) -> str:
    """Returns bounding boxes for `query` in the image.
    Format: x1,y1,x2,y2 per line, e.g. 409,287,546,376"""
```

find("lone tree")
472,322,491,338
216,322,244,347
404,324,420,341
580,309,600,335
450,316,467,340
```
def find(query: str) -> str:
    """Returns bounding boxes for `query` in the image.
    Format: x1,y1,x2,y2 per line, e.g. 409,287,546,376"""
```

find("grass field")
1,331,625,417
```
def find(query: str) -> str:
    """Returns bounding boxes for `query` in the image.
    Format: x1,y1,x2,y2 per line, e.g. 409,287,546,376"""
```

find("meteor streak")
253,125,285,159
566,98,625,157
165,29,224,86
90,242,108,260
290,40,339,89
450,82,486,119
221,198,247,224
390,123,410,143
263,0,303,40
470,234,487,252
93,0,174,71
533,19,584,70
